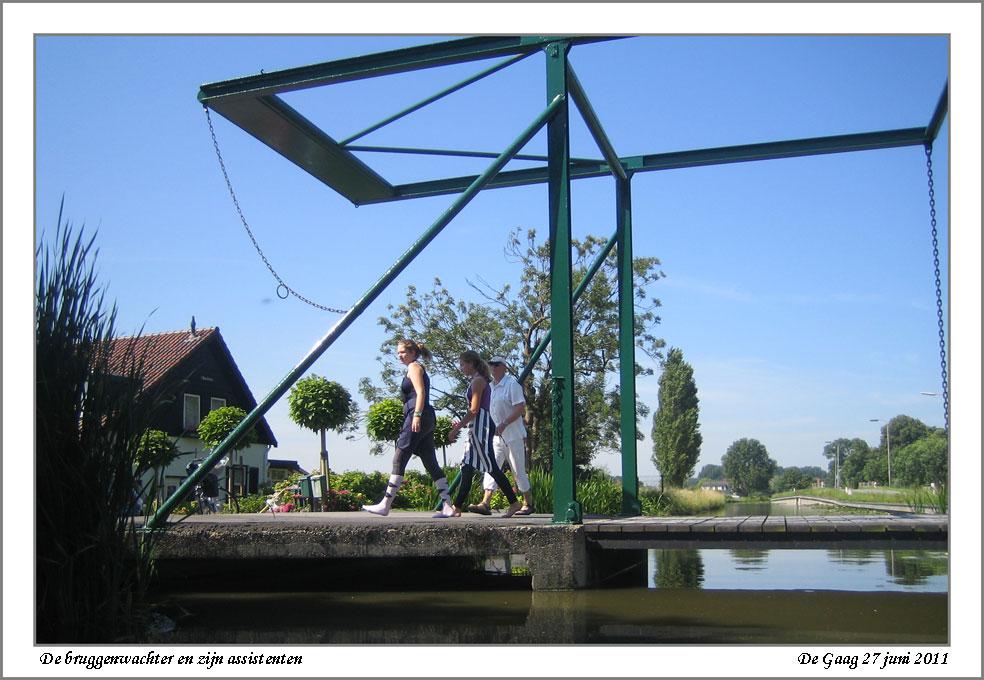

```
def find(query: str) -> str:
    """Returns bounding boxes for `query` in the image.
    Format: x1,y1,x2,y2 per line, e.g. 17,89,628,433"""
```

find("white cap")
489,356,508,365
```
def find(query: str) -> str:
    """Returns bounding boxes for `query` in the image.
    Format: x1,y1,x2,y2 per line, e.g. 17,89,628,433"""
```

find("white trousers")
482,435,530,493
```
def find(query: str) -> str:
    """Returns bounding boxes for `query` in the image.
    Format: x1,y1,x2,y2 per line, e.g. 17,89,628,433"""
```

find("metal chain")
204,106,348,314
925,145,949,432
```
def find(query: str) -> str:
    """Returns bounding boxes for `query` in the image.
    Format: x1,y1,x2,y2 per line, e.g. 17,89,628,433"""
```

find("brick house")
107,322,277,505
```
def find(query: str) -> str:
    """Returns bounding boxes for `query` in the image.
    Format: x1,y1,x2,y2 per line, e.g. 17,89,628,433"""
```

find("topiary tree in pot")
365,398,404,454
287,374,355,497
198,406,258,498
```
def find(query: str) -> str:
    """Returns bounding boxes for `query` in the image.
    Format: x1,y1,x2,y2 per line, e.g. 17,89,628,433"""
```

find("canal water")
146,546,947,645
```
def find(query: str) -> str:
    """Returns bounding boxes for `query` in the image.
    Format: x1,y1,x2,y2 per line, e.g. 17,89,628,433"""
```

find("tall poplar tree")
651,347,702,488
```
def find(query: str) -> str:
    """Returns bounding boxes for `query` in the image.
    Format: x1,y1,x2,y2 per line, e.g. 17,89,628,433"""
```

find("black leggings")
454,462,517,508
391,409,444,480
392,443,444,480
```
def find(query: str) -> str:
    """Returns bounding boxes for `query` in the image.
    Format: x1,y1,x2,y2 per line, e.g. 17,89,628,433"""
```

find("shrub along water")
36,210,163,642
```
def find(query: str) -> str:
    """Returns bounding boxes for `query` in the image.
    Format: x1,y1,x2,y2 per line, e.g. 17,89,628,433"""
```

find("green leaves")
134,429,178,474
651,347,702,487
287,374,355,433
365,398,404,444
197,406,258,451
366,226,666,472
722,438,777,496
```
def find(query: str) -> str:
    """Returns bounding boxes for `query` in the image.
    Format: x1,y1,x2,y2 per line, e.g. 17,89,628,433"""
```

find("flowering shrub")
322,489,366,512
396,473,440,509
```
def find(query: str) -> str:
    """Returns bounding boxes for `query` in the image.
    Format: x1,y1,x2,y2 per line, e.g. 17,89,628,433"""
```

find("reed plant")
902,485,948,514
36,209,161,642
525,467,623,516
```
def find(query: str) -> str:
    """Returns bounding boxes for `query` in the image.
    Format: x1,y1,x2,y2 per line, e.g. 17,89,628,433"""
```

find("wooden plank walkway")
583,514,947,549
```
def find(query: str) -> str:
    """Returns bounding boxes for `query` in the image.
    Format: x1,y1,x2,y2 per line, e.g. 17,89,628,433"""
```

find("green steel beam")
198,35,619,102
345,144,603,165
204,95,396,205
517,231,618,385
340,53,532,145
566,63,628,181
925,80,949,145
147,94,566,530
546,41,581,525
616,175,640,516
381,127,930,202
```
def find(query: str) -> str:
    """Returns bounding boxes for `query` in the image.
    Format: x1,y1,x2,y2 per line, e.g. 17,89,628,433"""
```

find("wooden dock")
582,513,948,549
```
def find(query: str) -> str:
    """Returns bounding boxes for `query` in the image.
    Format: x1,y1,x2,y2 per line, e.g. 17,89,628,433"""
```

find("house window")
209,397,226,412
183,394,201,431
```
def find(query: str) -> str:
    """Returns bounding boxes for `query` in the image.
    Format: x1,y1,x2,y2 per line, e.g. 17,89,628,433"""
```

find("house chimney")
190,316,197,337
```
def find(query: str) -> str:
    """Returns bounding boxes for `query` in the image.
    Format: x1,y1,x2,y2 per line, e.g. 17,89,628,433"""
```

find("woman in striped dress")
447,350,521,518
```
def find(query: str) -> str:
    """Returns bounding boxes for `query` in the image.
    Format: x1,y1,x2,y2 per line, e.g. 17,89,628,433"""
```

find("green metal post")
146,94,565,530
617,174,641,516
437,229,617,512
517,231,617,385
546,41,581,525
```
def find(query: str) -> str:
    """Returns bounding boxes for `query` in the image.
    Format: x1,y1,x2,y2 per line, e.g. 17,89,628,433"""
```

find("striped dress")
461,380,496,472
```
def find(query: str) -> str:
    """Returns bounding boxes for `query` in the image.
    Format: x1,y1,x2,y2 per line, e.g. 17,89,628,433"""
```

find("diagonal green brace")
146,93,566,530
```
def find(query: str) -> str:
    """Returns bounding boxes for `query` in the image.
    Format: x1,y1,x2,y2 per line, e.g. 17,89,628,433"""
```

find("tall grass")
902,486,948,514
641,487,727,516
36,209,160,642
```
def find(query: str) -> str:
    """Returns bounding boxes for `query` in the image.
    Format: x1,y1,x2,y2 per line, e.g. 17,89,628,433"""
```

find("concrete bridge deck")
150,512,947,590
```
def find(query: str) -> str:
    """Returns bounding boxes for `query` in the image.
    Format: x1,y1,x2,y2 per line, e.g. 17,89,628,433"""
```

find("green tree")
365,398,405,452
880,415,931,452
696,463,724,481
770,467,815,494
135,429,179,506
893,430,948,487
365,227,665,472
722,438,777,496
822,438,868,486
197,406,259,452
434,414,454,467
651,347,702,488
288,374,356,493
839,442,873,488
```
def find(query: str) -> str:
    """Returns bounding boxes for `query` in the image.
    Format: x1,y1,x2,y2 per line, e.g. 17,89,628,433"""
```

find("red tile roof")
107,327,218,391
106,326,277,446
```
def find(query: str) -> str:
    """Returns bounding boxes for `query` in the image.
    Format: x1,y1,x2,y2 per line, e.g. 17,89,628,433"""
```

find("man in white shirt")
467,356,534,515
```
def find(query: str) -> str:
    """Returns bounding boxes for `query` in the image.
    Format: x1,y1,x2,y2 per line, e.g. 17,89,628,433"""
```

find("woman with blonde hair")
363,339,456,518
446,350,522,517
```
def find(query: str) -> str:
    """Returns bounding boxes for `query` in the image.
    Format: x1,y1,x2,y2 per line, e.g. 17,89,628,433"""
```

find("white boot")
432,477,457,518
362,474,403,516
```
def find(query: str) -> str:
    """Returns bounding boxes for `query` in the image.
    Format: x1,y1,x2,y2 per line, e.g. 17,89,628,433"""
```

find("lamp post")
869,418,891,487
825,440,841,489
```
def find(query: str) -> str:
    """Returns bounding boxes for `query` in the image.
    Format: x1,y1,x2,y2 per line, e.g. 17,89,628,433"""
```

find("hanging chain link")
204,106,348,314
925,145,949,432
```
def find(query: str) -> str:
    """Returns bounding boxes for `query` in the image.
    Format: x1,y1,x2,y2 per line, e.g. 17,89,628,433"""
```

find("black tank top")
401,366,430,412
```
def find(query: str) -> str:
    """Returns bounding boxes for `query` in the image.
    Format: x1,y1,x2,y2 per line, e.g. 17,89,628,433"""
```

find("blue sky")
5,4,981,677
29,31,959,486
31,33,954,483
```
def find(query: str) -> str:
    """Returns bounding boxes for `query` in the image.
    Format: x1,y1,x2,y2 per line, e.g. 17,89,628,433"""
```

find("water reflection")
143,548,948,645
146,587,947,645
729,549,769,572
651,549,948,592
652,549,704,589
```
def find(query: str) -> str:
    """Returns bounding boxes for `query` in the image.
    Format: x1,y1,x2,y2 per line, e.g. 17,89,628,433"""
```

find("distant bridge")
771,495,942,515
